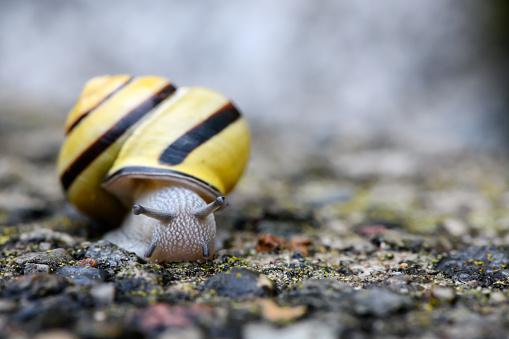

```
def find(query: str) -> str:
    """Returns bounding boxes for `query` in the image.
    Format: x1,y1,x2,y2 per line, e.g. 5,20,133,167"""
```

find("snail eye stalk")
203,243,210,257
132,204,176,224
192,197,226,219
144,239,158,258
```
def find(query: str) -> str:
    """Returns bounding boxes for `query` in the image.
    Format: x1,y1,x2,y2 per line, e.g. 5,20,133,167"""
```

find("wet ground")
2,106,509,338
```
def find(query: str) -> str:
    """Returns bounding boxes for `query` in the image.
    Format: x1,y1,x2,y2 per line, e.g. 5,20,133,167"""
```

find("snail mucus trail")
57,75,250,262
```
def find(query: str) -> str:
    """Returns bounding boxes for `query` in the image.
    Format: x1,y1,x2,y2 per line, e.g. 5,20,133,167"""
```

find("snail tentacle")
192,197,227,219
202,243,210,257
144,237,158,258
132,204,176,224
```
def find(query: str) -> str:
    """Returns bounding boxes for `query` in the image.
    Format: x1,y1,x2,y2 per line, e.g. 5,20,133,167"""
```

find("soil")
2,107,509,338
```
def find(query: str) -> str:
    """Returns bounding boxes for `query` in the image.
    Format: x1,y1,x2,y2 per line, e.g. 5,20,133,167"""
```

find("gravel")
4,122,509,337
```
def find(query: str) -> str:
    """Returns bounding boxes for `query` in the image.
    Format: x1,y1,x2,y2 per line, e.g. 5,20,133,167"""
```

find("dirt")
2,107,509,338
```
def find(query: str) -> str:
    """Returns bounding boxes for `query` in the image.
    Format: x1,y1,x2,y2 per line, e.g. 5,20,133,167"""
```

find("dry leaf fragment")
256,234,282,253
257,299,307,322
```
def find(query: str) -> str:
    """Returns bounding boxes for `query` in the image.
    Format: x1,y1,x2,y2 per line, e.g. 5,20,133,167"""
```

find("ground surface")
2,109,509,338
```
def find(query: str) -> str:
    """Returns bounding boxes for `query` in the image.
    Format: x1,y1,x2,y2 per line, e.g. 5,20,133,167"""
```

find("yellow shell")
56,75,250,226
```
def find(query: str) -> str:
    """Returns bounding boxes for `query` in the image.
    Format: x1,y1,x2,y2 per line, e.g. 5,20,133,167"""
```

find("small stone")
244,320,337,339
74,318,123,339
348,262,386,277
384,275,411,293
436,245,509,286
4,275,71,300
113,264,163,304
348,288,413,318
24,263,50,275
490,291,507,304
257,274,273,290
442,218,468,237
351,241,376,255
13,248,74,269
291,252,305,260
34,330,78,339
203,268,273,298
89,283,115,305
20,228,76,246
0,300,18,312
54,266,107,286
356,225,388,237
431,287,456,303
84,240,138,271
38,242,51,251
135,303,214,333
300,278,352,292
159,327,203,339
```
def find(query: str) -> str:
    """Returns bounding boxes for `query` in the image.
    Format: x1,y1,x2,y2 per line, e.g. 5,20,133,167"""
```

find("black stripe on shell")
60,84,177,191
158,103,240,166
65,76,134,135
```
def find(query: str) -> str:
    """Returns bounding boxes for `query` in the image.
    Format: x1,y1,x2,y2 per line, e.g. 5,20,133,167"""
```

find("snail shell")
57,75,250,261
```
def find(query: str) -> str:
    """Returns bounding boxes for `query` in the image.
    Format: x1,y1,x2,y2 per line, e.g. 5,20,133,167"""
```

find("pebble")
348,288,413,318
34,329,79,339
89,283,115,305
348,263,386,277
20,228,76,246
4,275,70,301
74,318,124,339
442,218,469,238
0,300,18,312
13,248,74,270
38,242,52,252
300,278,352,292
114,264,163,304
203,268,273,298
159,327,203,339
24,263,50,275
351,241,377,255
83,240,138,271
135,303,214,333
431,287,456,303
244,320,337,339
54,266,107,286
384,275,412,293
490,292,507,304
280,280,347,312
436,245,509,285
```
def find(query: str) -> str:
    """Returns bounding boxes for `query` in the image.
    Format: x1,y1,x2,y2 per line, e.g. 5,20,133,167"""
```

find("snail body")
57,75,250,262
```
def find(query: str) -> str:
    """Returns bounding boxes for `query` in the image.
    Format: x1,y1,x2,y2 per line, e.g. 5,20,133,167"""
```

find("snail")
57,75,250,262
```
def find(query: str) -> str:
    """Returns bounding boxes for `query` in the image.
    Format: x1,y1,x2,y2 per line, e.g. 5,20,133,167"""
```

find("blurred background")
1,1,509,163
